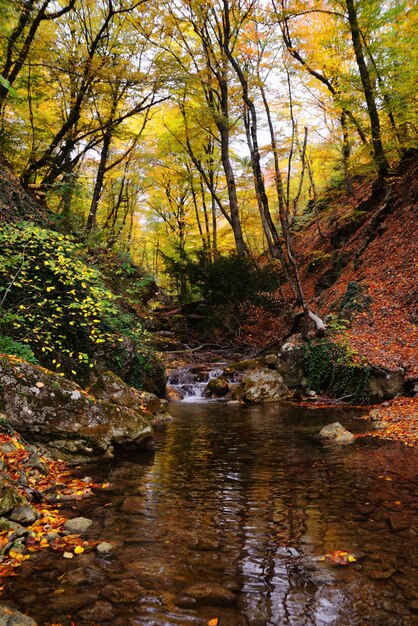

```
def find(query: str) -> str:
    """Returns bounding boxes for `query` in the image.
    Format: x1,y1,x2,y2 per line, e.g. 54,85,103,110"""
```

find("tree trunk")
345,0,389,180
86,131,112,233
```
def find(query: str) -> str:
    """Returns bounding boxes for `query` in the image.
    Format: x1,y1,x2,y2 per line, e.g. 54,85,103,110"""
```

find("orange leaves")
320,550,357,566
208,619,219,626
0,428,100,592
363,397,418,447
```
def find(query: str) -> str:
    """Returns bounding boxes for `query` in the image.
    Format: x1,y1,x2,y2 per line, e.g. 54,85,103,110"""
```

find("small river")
5,401,418,625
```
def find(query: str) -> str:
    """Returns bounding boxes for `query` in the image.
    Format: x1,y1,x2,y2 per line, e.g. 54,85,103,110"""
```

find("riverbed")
5,401,418,625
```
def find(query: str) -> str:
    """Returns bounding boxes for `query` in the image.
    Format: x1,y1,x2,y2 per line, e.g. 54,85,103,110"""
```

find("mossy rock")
205,377,230,398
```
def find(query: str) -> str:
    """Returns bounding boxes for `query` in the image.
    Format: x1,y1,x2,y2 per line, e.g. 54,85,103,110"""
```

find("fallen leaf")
320,550,357,566
63,552,73,559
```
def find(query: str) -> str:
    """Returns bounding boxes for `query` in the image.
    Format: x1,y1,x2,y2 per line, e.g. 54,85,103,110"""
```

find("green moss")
303,339,371,403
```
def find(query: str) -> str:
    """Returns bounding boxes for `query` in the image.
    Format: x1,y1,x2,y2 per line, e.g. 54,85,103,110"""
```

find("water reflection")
5,402,418,625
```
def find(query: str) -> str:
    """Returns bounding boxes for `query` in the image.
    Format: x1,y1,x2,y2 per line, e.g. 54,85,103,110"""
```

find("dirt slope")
296,149,418,380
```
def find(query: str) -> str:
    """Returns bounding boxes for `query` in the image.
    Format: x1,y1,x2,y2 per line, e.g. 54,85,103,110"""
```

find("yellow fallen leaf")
11,437,24,451
9,549,29,561
74,545,84,555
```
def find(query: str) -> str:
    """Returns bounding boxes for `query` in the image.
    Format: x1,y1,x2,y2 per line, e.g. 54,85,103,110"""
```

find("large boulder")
87,371,172,426
205,376,230,398
368,368,405,401
229,368,288,403
0,355,153,457
276,343,305,389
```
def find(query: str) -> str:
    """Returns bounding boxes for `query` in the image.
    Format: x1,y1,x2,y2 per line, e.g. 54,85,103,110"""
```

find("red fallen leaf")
320,550,357,566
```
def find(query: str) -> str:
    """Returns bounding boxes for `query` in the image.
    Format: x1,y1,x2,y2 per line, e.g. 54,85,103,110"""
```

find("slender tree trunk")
218,83,248,258
86,131,112,232
341,112,354,197
345,0,389,180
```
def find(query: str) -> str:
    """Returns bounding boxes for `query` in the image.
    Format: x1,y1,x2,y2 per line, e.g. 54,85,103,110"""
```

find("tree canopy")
0,0,416,289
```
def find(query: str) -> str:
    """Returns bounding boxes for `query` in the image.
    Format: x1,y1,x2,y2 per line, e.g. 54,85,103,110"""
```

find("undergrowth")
303,317,372,403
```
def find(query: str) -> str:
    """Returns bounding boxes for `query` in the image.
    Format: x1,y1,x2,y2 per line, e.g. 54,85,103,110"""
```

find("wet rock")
319,422,355,444
78,600,116,622
0,487,27,516
0,517,27,538
387,515,411,532
205,376,230,398
336,431,356,445
265,354,278,368
64,566,105,586
223,359,265,377
48,591,98,612
368,566,397,580
123,559,187,587
28,453,49,475
0,604,37,625
9,505,39,525
165,385,182,401
175,595,197,608
183,582,237,606
100,578,143,603
0,355,153,458
229,369,288,403
369,368,405,401
63,517,93,534
189,537,220,551
96,541,114,555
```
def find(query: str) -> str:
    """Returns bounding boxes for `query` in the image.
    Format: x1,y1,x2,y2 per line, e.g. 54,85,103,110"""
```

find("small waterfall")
168,366,224,402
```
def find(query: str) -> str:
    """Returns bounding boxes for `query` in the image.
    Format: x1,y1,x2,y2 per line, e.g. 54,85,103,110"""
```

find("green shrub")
0,222,119,379
164,251,278,309
303,339,371,403
0,334,38,364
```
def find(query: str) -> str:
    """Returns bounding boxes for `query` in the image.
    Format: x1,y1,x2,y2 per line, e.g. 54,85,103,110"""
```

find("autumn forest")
0,1,417,624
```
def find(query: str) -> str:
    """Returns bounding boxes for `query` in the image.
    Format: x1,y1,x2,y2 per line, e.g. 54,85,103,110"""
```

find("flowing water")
5,401,418,625
167,366,224,401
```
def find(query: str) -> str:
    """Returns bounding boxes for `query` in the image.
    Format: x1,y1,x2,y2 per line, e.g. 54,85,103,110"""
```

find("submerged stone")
0,604,37,625
319,422,355,444
183,582,237,606
63,517,93,534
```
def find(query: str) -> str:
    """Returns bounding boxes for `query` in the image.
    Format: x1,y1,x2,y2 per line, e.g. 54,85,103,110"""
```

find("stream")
4,400,418,625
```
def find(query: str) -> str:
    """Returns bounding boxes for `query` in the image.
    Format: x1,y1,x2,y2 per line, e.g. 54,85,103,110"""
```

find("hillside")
226,150,418,387
297,149,418,382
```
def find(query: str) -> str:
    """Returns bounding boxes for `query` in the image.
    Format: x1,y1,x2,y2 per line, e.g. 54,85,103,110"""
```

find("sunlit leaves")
0,222,119,379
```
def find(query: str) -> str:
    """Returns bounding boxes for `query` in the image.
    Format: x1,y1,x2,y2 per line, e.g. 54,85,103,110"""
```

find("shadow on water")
5,402,418,625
